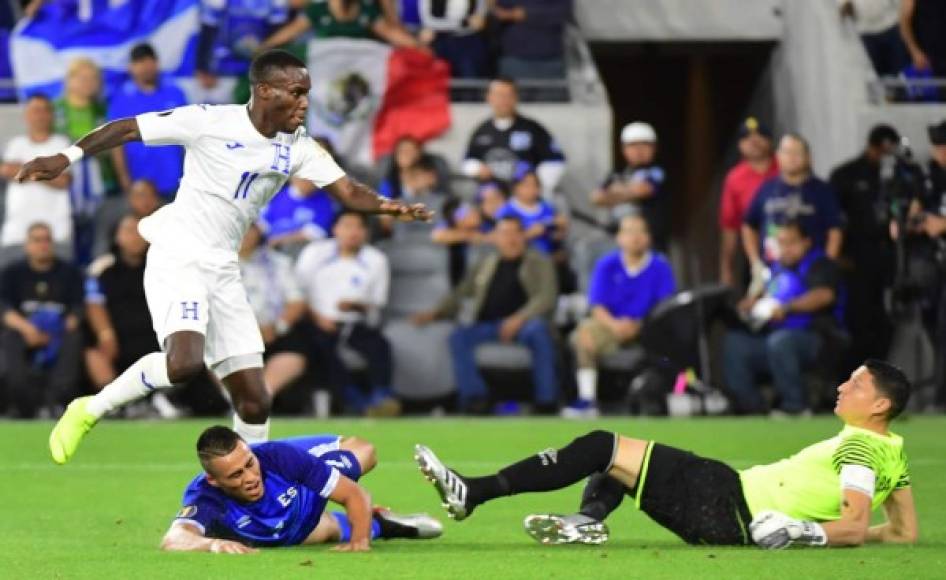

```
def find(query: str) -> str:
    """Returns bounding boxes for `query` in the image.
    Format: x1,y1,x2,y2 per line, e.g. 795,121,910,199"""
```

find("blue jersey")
496,199,558,253
200,0,289,76
259,184,337,241
588,250,676,320
107,78,188,197
174,436,360,547
743,176,842,264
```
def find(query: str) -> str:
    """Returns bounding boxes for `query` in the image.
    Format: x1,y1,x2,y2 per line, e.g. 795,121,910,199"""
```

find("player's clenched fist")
209,539,258,554
14,154,69,183
749,510,827,549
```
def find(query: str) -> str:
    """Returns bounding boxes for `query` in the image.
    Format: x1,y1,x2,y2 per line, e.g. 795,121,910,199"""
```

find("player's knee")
342,437,378,473
234,390,272,423
165,355,205,384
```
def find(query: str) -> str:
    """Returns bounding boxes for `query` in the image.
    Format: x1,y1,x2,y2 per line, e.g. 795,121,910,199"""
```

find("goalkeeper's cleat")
49,396,98,464
373,507,443,539
523,513,610,545
413,444,473,521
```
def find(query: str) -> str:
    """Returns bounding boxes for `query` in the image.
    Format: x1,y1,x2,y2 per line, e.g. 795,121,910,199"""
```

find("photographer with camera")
829,125,901,368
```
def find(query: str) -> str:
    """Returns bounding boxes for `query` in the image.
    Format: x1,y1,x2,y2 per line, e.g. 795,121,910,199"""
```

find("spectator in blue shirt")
742,133,843,270
495,166,566,255
107,43,188,198
724,220,841,415
259,179,338,255
565,214,676,417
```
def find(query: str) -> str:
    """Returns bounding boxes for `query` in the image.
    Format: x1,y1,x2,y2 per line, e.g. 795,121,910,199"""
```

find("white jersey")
135,104,345,256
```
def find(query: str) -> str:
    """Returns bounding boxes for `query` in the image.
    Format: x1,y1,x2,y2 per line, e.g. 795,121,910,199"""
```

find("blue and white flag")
10,0,199,101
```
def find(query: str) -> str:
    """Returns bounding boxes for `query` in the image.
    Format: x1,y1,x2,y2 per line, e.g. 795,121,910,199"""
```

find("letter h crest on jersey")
271,143,291,175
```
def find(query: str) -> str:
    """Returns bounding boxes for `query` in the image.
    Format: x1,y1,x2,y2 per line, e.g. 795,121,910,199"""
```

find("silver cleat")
523,514,610,545
374,508,444,539
414,444,472,521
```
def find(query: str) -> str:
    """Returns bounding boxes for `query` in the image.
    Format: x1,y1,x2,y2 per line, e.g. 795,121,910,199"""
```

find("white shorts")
143,245,264,368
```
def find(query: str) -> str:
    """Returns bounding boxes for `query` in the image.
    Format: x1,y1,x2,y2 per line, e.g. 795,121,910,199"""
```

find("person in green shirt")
414,359,918,549
260,0,422,50
54,57,117,264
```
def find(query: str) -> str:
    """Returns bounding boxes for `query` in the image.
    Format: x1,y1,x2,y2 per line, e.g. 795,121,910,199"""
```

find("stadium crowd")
0,0,945,421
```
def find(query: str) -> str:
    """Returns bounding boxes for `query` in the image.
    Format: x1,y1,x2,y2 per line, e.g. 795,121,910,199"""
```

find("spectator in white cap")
591,122,669,250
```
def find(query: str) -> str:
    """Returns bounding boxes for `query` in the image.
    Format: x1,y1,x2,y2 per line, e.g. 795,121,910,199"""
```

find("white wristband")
60,145,84,165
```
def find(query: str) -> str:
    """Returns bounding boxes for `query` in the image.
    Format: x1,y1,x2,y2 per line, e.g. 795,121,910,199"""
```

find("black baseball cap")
130,43,157,62
738,116,772,139
929,120,946,145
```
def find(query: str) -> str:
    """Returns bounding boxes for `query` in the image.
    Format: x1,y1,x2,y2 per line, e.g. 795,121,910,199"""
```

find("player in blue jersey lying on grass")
162,426,441,553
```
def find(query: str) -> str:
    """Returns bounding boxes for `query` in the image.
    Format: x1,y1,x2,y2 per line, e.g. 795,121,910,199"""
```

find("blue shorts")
277,434,363,481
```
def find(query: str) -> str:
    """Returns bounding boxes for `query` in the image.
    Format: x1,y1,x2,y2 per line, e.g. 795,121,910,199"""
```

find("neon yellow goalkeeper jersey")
739,425,911,522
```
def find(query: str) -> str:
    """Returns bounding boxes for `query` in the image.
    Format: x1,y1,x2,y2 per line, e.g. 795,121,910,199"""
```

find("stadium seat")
380,240,450,318
474,342,532,369
384,319,456,400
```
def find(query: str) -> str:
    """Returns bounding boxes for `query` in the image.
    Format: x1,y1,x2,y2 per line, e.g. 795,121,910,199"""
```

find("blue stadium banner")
11,0,199,101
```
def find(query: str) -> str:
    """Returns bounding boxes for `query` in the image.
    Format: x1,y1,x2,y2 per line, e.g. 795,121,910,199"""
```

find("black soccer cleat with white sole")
373,507,443,539
523,513,610,545
414,444,473,521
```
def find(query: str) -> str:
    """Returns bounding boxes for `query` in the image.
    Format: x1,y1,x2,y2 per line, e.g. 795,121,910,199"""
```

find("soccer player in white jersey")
15,50,432,464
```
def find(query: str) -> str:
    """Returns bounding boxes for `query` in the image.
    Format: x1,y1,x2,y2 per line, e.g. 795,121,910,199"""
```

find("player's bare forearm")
160,523,258,554
75,118,142,158
15,118,141,183
329,476,373,551
325,176,433,221
822,490,872,547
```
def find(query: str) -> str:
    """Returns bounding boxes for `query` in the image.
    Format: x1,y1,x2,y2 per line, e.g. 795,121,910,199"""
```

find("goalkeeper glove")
749,510,827,549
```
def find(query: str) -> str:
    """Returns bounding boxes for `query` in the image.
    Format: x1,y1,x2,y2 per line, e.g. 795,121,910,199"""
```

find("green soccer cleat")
49,396,98,464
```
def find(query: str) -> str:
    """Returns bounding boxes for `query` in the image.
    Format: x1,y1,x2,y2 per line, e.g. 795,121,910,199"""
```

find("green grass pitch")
0,416,943,579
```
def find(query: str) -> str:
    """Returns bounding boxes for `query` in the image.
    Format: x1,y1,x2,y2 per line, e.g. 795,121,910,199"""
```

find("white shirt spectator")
1,133,72,246
240,247,303,326
295,239,389,324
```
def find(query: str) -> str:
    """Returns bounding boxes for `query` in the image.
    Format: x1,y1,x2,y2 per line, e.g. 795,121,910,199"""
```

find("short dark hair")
249,49,306,85
778,218,811,239
333,209,368,228
196,426,243,471
496,214,523,229
130,43,157,62
26,221,51,237
868,124,899,148
490,76,518,91
411,155,438,174
864,359,911,420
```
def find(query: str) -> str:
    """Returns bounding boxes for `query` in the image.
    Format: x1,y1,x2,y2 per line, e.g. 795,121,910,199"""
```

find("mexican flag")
307,38,451,165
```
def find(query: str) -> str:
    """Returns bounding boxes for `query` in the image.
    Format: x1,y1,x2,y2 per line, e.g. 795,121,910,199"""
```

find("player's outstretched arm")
328,475,373,552
14,118,142,184
160,522,259,554
867,487,919,544
323,176,433,222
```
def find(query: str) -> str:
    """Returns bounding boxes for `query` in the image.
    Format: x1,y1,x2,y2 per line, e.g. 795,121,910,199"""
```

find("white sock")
86,352,172,419
233,414,270,444
577,368,597,403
